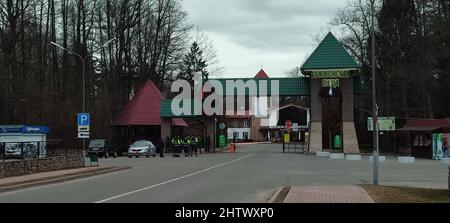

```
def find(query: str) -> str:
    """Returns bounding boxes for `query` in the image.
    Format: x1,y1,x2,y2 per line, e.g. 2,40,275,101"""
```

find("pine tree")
177,42,209,82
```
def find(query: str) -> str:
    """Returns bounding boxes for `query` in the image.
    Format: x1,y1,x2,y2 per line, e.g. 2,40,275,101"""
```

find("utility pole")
51,38,116,165
370,0,380,185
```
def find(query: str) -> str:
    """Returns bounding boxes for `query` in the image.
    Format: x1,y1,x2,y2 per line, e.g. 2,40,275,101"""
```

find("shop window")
414,133,431,147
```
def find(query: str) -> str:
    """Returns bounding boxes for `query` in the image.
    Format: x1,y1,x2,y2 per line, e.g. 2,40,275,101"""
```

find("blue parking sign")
77,113,90,126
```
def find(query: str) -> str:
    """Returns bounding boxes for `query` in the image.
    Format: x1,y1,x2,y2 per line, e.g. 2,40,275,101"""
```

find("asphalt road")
0,144,448,203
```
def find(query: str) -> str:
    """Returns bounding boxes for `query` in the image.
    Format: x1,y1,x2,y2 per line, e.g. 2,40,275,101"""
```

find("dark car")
88,139,118,158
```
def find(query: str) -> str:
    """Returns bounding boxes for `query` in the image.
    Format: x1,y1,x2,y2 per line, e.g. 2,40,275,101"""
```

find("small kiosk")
0,125,50,158
397,119,450,159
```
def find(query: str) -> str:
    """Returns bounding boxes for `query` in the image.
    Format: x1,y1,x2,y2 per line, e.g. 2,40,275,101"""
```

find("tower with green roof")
301,32,360,154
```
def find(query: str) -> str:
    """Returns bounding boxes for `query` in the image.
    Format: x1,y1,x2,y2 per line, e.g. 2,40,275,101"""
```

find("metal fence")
0,140,81,162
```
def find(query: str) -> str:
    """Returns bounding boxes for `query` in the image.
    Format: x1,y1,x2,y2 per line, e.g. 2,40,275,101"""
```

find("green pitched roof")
301,32,359,70
211,78,310,96
160,78,310,118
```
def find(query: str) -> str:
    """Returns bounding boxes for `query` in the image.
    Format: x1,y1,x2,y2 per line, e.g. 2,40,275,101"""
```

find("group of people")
170,135,202,157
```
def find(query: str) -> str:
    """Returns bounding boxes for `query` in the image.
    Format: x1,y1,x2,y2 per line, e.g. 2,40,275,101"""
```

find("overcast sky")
182,0,349,78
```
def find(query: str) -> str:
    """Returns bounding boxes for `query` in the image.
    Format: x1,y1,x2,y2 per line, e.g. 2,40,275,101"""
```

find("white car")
128,140,156,158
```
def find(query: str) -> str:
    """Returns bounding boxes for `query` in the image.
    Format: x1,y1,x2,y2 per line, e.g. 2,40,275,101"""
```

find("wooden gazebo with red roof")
112,80,186,145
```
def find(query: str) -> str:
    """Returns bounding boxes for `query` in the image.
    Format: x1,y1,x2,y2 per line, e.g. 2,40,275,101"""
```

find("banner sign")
368,117,396,131
433,133,448,160
322,79,340,88
284,134,290,143
312,70,351,79
0,125,50,134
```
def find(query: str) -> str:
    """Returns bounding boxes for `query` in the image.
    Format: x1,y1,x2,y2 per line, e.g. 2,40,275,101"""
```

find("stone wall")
309,122,322,152
309,79,323,152
0,155,83,178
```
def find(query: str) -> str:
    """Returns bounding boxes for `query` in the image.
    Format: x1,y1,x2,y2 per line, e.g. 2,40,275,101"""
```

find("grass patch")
362,185,450,203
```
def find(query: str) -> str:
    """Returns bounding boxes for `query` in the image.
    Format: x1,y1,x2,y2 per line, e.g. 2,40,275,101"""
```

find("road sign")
293,123,299,132
77,113,90,126
219,135,227,147
78,132,90,139
368,117,396,131
78,126,90,132
219,123,226,130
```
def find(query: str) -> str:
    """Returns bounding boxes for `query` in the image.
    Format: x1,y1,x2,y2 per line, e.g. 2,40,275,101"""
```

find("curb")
267,187,283,203
359,186,376,203
268,186,292,203
0,166,131,193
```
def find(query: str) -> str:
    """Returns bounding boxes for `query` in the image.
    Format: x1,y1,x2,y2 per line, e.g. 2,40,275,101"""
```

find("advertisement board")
368,117,396,131
433,133,449,160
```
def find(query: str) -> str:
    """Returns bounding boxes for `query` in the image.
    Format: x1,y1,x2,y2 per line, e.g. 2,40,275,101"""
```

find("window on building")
243,132,249,140
413,133,431,147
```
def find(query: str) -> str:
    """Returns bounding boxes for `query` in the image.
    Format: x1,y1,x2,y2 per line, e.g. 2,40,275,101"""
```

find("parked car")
5,143,38,159
128,140,156,158
88,139,118,158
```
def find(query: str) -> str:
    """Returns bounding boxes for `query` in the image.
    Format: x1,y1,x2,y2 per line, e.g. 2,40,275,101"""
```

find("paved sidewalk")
0,166,130,192
278,186,374,203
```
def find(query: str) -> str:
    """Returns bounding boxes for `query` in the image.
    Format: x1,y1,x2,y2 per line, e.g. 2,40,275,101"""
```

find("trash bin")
219,135,227,148
334,135,342,151
90,153,99,166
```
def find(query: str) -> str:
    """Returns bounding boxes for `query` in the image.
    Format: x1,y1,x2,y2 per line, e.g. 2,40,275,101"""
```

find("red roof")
254,69,269,79
398,119,450,132
112,80,187,127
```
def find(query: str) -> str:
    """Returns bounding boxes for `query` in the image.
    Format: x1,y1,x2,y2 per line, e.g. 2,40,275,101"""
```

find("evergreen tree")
177,42,209,82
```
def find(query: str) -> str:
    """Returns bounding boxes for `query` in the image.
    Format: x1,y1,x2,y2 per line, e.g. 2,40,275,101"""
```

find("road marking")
94,154,254,203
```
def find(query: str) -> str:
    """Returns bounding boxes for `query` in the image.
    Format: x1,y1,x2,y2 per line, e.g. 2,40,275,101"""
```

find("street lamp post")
51,38,116,165
370,0,380,185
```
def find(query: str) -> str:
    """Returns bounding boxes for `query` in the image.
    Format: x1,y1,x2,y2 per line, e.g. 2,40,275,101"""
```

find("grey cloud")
185,0,346,51
183,0,348,75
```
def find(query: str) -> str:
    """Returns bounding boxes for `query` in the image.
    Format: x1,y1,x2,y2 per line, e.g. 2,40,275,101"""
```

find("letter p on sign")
77,113,90,126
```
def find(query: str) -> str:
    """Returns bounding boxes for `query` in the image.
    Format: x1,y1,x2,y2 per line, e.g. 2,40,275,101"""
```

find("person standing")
165,136,171,153
157,138,165,158
183,136,191,157
205,134,211,153
171,136,181,157
444,144,449,158
191,136,199,157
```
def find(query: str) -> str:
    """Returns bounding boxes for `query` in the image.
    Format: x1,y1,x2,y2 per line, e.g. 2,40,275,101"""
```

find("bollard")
230,143,235,153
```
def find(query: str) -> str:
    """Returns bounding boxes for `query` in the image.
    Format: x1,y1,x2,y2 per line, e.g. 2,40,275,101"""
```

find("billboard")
433,133,449,160
368,117,396,131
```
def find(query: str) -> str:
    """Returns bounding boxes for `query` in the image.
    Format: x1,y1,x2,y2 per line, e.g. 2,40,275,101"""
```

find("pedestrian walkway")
0,166,129,192
276,186,374,203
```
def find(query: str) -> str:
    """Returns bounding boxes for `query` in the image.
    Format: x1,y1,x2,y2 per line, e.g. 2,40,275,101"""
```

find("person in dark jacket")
444,144,449,158
205,134,211,153
165,136,171,153
156,138,165,158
